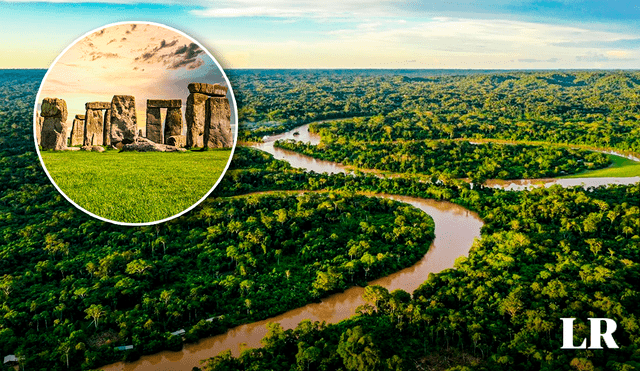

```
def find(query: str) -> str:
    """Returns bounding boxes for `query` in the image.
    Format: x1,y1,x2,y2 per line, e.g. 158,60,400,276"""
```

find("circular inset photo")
34,22,237,225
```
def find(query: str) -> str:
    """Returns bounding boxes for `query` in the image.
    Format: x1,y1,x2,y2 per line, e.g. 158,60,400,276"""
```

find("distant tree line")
275,138,610,181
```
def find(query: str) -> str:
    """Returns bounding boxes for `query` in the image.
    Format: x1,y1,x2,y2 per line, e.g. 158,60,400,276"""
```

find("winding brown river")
258,123,640,189
103,123,484,371
104,194,482,371
104,121,637,371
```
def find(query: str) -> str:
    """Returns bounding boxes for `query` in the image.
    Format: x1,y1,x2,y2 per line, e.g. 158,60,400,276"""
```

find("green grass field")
41,148,232,223
562,154,640,178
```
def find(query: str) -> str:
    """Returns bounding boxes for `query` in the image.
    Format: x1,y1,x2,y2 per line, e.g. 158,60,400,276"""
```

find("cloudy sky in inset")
38,23,228,133
1,1,639,70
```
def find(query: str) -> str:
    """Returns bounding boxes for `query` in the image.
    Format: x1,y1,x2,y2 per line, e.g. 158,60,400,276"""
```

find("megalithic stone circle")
164,107,183,144
146,107,162,144
103,109,111,146
40,98,68,150
70,116,85,146
110,95,138,145
186,93,208,148
203,96,232,149
84,108,104,146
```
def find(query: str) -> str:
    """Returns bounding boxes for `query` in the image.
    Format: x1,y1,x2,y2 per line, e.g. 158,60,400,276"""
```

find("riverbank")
562,154,640,178
102,192,482,371
105,121,639,370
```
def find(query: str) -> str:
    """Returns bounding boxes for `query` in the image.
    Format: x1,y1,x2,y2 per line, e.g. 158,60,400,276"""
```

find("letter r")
589,318,619,349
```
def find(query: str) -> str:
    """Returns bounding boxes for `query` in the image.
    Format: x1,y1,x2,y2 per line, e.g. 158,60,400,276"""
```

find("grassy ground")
41,148,232,223
562,154,640,178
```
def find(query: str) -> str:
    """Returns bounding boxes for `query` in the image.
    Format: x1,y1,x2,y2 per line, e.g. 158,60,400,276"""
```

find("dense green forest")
234,70,640,156
0,71,435,370
1,69,640,371
205,153,640,370
274,138,610,181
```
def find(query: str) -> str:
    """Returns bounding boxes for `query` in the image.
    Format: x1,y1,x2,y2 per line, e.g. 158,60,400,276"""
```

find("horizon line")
4,67,640,71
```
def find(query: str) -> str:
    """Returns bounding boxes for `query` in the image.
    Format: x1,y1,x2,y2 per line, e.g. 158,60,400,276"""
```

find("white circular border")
34,21,239,227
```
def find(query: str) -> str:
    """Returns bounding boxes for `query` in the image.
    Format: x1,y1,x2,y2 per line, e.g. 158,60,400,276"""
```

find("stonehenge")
37,82,232,152
70,114,85,146
40,98,68,150
186,83,228,148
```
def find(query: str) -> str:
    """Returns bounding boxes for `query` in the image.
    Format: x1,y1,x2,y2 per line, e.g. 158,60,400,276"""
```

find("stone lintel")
187,83,227,97
85,102,111,110
147,99,182,108
75,114,86,120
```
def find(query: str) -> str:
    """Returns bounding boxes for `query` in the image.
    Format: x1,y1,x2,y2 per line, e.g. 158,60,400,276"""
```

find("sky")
36,22,230,133
1,1,639,70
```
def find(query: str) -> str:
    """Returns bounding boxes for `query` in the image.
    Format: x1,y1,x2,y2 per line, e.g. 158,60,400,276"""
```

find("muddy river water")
104,122,637,370
254,123,640,189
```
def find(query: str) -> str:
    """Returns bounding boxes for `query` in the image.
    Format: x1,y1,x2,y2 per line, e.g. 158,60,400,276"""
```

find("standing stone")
41,97,68,118
186,93,208,148
40,98,68,150
146,107,162,144
203,97,232,149
84,108,104,146
103,109,111,146
164,107,183,145
110,95,137,145
70,116,85,146
35,111,44,146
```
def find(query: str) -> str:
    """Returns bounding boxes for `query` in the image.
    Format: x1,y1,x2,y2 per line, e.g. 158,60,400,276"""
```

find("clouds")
72,25,207,72
576,51,634,62
169,43,204,69
136,39,180,62
187,0,640,21
203,15,639,68
88,51,120,61
1,1,639,69
134,39,205,70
